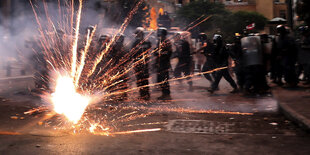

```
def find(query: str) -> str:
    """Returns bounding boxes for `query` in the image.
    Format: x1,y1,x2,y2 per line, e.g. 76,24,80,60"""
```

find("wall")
274,3,288,19
256,0,274,19
226,5,256,12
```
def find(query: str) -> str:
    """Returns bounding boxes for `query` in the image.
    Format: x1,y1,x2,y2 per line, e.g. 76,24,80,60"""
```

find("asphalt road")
0,77,310,155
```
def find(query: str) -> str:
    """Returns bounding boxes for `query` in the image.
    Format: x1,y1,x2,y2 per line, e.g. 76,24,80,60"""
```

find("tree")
228,11,267,33
176,0,229,32
296,0,310,25
176,0,267,41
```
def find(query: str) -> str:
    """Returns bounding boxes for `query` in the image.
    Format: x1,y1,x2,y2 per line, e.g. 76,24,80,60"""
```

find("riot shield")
241,36,263,66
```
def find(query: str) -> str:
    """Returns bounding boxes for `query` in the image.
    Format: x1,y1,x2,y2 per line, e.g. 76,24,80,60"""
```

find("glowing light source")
51,75,91,124
149,7,158,30
158,8,164,16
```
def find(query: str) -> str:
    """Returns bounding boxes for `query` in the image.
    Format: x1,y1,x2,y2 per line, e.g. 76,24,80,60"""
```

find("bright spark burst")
26,0,227,136
51,75,91,124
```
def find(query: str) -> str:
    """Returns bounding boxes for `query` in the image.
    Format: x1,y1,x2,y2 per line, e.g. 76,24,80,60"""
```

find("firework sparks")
71,0,83,78
113,128,161,135
51,75,91,124
26,0,241,136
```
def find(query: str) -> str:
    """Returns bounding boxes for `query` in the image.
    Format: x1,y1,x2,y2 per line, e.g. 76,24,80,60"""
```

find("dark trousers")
282,60,298,86
157,69,170,95
174,60,192,86
271,61,283,83
244,65,267,92
303,64,310,81
234,65,245,89
211,68,237,91
134,64,150,98
105,75,128,101
202,60,216,82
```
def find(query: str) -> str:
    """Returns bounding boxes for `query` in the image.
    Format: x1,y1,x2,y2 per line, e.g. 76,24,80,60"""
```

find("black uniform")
210,44,237,92
298,35,310,83
274,34,298,86
241,36,267,94
101,41,128,101
201,40,217,82
155,39,172,96
132,39,152,100
174,39,193,87
230,39,245,89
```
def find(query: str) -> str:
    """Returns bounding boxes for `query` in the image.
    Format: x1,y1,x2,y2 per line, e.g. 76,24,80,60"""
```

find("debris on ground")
10,116,18,119
269,122,278,126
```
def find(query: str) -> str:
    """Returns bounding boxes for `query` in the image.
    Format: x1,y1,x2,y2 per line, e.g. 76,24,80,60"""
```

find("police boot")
230,88,239,94
157,94,172,101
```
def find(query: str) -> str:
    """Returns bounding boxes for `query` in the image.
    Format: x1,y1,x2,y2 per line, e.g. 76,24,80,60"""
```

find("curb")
0,76,35,95
278,101,310,132
0,75,33,81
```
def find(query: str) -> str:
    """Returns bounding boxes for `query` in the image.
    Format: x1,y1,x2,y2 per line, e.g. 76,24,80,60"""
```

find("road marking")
166,120,234,134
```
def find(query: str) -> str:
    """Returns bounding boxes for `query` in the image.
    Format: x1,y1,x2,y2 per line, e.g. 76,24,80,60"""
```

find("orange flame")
149,7,158,30
159,8,164,16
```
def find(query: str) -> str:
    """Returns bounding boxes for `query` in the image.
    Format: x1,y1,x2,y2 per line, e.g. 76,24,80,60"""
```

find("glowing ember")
159,8,164,16
148,7,158,30
26,0,219,135
113,128,161,135
51,75,91,124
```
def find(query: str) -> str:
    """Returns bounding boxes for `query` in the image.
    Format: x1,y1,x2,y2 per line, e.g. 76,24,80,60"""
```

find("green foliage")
176,0,229,29
296,0,310,25
177,0,229,19
176,0,267,42
229,11,267,33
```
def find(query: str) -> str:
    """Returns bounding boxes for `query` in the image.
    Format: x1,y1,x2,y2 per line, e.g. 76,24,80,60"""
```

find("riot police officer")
208,34,238,93
273,25,298,87
241,34,266,95
92,34,111,81
230,33,245,90
174,33,193,91
103,34,128,101
155,27,172,100
194,33,207,73
298,26,310,84
196,33,216,84
132,27,151,100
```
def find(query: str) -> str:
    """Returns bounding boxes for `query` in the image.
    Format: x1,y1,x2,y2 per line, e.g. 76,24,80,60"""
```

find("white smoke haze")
0,0,141,78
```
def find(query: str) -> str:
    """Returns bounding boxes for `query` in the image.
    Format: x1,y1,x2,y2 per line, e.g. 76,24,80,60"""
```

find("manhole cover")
166,120,235,134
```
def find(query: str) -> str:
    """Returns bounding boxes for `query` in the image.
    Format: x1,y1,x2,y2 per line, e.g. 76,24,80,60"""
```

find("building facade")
209,0,288,20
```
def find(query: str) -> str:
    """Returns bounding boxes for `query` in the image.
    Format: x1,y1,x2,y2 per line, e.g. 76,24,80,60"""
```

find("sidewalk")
0,75,34,95
272,86,310,132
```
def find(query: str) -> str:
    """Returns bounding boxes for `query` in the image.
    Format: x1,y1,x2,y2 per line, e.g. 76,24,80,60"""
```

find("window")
280,10,286,19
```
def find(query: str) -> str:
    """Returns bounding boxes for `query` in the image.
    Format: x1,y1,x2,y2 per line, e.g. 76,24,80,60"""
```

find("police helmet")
99,35,110,43
134,27,144,35
157,27,168,37
299,26,309,35
86,25,95,33
276,25,287,34
116,34,125,44
234,33,241,40
213,34,222,42
134,27,144,39
199,33,207,41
